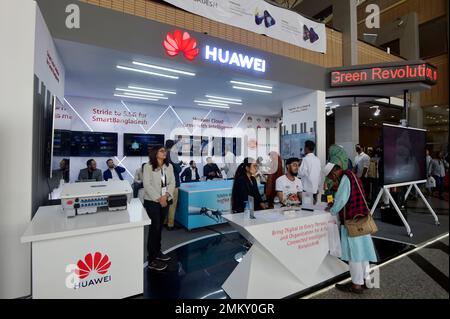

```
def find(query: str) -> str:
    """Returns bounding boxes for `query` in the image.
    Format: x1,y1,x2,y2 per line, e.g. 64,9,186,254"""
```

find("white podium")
21,198,150,299
222,206,349,299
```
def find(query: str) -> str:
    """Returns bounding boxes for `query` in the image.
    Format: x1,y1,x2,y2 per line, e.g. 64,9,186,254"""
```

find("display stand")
370,181,440,237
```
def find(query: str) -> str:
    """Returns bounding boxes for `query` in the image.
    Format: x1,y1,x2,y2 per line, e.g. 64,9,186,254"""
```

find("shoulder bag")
344,171,378,237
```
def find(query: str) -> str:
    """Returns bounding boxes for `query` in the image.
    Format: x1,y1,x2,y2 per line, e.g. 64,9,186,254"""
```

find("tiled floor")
140,198,449,299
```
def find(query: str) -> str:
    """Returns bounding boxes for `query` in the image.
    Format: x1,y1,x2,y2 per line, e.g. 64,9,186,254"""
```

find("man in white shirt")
299,140,321,203
354,145,370,178
276,158,303,206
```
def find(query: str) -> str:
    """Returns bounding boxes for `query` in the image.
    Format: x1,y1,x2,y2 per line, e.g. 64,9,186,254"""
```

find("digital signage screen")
382,124,427,186
70,131,118,157
124,133,165,157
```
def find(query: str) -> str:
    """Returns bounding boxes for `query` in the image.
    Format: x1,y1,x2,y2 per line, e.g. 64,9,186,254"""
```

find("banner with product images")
162,0,327,53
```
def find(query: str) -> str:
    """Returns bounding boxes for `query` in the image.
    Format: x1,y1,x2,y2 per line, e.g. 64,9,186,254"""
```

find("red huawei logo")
163,29,199,61
75,252,111,279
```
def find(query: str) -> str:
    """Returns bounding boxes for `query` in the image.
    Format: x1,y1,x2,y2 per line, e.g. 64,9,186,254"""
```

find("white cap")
323,163,336,177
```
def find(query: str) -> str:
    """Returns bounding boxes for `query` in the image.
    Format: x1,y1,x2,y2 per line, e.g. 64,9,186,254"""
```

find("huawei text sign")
330,63,437,87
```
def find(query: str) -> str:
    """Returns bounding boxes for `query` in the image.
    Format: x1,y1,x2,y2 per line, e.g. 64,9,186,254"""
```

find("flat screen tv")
123,133,165,156
70,131,118,157
382,124,427,186
53,129,71,157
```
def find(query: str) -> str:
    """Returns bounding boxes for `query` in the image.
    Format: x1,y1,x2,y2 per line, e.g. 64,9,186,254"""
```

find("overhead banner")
162,0,327,53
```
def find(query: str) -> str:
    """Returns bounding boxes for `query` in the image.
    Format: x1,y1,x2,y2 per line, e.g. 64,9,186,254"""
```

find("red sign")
163,29,199,61
75,252,111,279
330,63,437,87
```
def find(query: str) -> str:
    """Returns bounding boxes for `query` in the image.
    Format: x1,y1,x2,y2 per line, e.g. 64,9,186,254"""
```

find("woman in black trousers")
143,145,176,271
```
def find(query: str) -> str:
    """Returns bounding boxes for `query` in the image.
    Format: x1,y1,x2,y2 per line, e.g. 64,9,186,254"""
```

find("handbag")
343,171,378,237
426,176,436,188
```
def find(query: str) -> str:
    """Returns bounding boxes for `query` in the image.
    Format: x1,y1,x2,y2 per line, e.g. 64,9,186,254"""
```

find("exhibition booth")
1,0,442,299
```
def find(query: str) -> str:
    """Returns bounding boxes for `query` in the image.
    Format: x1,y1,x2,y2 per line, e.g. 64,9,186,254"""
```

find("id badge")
161,187,167,196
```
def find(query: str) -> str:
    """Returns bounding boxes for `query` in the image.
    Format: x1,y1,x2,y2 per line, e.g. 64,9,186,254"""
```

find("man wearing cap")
323,163,377,294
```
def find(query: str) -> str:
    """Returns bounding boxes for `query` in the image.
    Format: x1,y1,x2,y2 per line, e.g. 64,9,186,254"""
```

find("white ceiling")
56,39,312,117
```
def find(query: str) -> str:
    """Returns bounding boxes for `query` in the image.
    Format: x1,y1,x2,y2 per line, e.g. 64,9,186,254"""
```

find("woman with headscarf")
324,145,350,198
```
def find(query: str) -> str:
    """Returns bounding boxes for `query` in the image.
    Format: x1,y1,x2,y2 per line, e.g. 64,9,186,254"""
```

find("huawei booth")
0,0,442,299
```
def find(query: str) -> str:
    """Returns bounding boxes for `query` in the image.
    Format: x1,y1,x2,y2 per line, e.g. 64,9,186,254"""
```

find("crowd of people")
54,138,448,293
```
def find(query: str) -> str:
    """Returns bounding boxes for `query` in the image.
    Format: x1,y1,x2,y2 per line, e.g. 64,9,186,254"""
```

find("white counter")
21,199,150,299
222,205,349,299
21,198,149,243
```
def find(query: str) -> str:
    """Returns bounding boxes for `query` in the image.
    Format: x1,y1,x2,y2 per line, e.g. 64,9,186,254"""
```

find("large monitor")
281,132,316,159
70,131,118,157
53,129,71,156
382,124,427,186
123,133,165,156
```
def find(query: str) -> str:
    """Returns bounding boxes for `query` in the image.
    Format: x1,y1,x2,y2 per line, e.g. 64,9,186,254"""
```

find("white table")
21,198,150,299
222,206,349,299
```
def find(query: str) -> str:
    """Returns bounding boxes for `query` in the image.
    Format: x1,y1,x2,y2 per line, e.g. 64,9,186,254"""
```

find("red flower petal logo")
75,252,111,279
163,30,199,61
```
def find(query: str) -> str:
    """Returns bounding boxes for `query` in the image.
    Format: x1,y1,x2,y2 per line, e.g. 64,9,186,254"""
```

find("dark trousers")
433,175,444,198
132,182,143,198
361,177,371,203
144,200,169,262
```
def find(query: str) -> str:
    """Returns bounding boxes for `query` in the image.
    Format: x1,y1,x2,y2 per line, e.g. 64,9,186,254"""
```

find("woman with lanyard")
231,157,266,213
143,145,176,271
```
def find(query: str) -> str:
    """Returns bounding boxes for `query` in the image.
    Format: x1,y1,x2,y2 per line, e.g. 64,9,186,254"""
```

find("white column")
334,107,359,160
0,0,37,298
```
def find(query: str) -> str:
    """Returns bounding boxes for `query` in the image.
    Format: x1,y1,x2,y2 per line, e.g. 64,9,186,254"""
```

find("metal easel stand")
370,182,440,238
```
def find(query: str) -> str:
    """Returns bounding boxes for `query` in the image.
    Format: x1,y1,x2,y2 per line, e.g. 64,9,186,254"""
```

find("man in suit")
203,157,222,180
181,160,200,183
78,159,103,182
103,158,126,181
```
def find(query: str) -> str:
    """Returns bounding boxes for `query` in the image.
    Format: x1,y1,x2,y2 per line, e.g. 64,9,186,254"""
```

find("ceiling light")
374,109,381,116
326,109,334,116
205,95,242,102
232,86,272,94
196,103,230,109
123,92,168,99
114,94,159,101
128,86,176,95
208,99,242,105
433,105,439,108
132,61,195,76
194,100,229,107
325,101,333,105
116,65,179,79
116,88,164,96
230,80,272,89
330,104,340,109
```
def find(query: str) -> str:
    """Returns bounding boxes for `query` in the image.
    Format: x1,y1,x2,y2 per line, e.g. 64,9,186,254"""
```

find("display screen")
70,131,118,157
281,133,315,159
124,133,165,156
53,129,71,156
382,125,427,186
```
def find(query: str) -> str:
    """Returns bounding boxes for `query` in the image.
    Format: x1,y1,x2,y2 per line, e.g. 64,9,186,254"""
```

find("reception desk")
176,180,264,230
222,206,349,299
21,198,150,299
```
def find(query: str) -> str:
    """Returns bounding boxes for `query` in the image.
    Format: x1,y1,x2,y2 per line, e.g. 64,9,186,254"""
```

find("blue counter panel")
175,180,264,230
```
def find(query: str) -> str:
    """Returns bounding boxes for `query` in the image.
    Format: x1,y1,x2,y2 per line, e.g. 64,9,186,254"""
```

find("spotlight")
326,109,334,116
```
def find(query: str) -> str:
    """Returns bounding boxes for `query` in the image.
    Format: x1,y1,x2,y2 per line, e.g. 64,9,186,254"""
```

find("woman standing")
324,163,378,294
143,145,175,271
231,158,265,213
